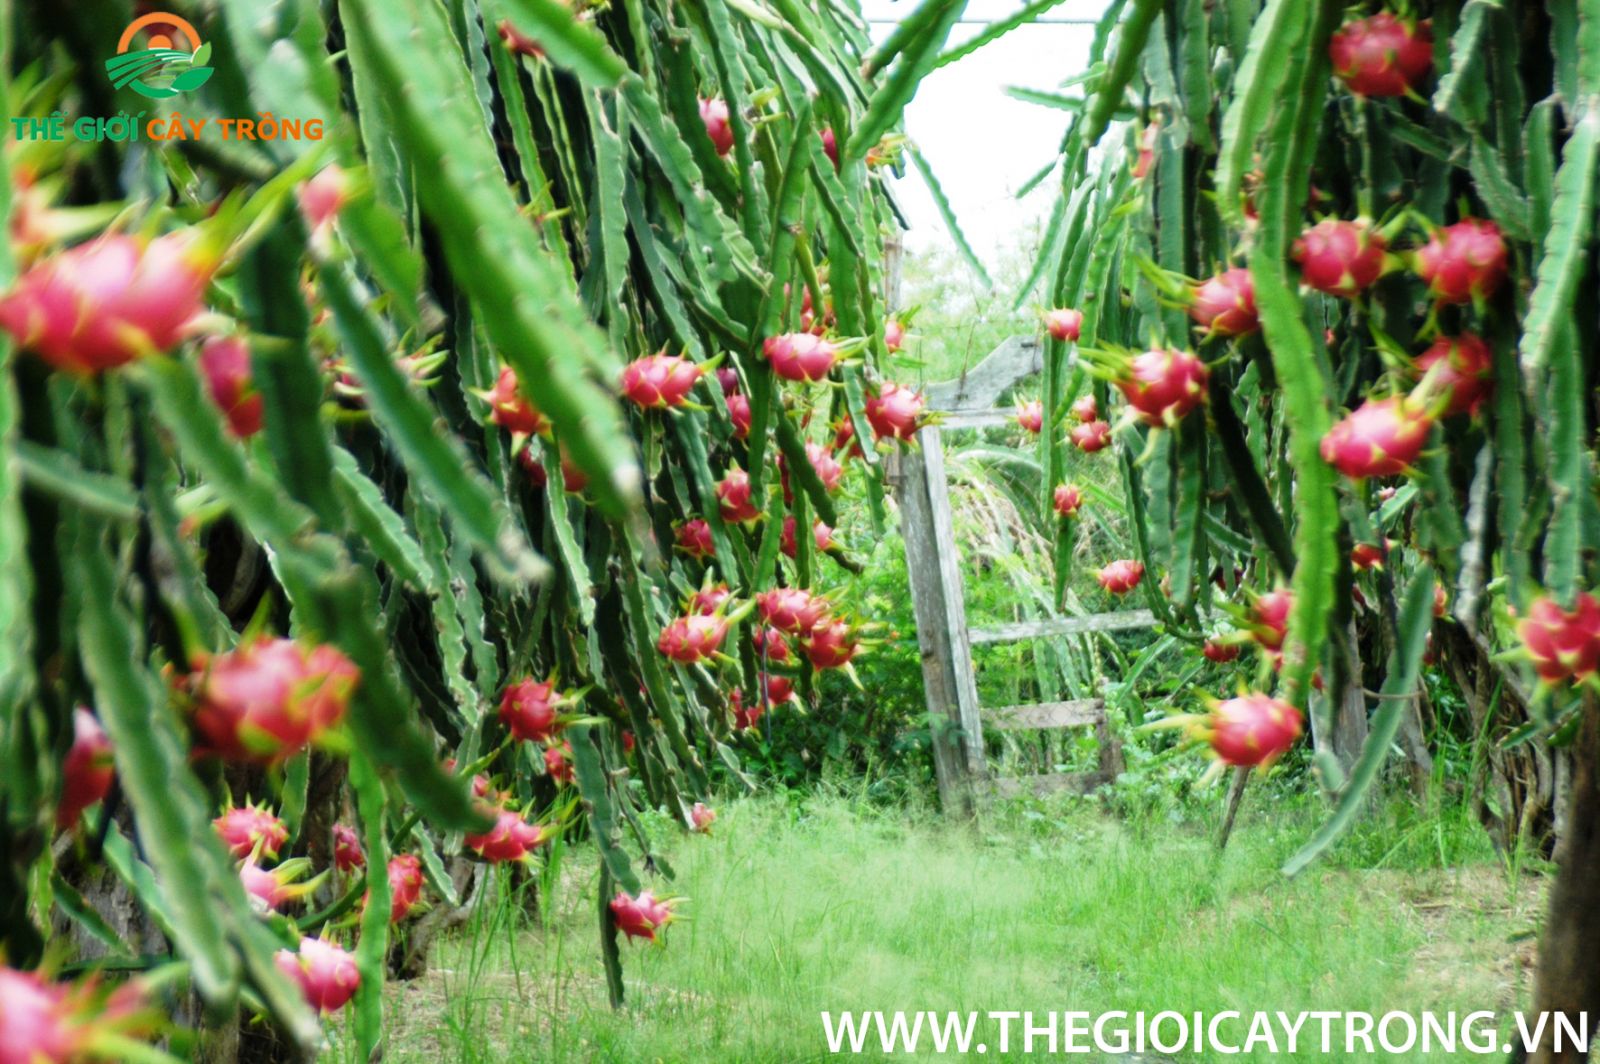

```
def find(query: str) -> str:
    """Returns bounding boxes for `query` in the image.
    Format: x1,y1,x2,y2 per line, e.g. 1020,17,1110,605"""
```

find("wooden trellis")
889,336,1158,813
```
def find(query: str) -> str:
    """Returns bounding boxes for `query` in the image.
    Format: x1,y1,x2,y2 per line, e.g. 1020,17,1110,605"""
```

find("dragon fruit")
544,742,574,785
297,165,352,233
1248,589,1294,651
716,467,762,524
1052,483,1083,519
1197,694,1304,767
1329,13,1434,98
690,803,716,833
1202,640,1240,663
864,381,927,441
275,937,360,1015
801,618,862,670
0,966,153,1064
675,518,716,559
240,858,320,914
1188,268,1259,338
1070,419,1112,453
621,352,705,409
465,808,551,861
691,583,733,615
197,336,264,438
1414,332,1494,417
1015,399,1044,435
756,587,829,635
883,318,906,352
497,18,544,58
763,332,839,382
1096,559,1145,594
610,890,677,942
1115,348,1209,426
1070,394,1098,423
780,516,836,559
0,231,213,374
715,366,740,396
483,366,550,437
657,613,730,664
1320,395,1435,479
1291,219,1388,297
820,128,840,170
1415,218,1507,305
779,442,845,503
178,637,358,765
498,677,570,744
1349,540,1392,571
726,392,752,439
55,708,114,830
699,97,735,157
730,688,764,730
1045,308,1083,342
1517,591,1600,686
752,626,791,663
332,824,365,875
384,855,425,922
213,802,289,860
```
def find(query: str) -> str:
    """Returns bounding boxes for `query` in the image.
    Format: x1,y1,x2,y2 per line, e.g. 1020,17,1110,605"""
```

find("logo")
105,12,214,99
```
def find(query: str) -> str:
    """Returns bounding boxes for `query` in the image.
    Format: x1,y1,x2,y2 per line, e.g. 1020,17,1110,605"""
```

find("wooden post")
889,444,977,816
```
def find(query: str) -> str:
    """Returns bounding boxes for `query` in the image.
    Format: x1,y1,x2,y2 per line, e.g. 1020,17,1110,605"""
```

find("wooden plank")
924,336,1047,412
935,410,1018,430
969,609,1158,645
917,425,986,779
986,699,1105,731
991,771,1114,798
889,446,977,817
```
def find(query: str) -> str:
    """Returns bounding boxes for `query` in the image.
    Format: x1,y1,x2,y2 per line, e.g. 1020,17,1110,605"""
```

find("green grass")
330,789,1541,1062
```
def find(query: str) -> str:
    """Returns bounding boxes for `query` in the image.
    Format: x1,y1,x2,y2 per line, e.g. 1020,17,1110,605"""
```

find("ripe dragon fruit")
883,318,906,352
516,445,548,489
1115,347,1209,426
0,231,214,374
1415,218,1508,305
1045,308,1083,342
332,824,365,875
1201,640,1240,663
178,637,359,765
297,165,352,233
758,672,795,704
483,366,551,437
726,391,752,439
791,441,845,495
197,336,264,438
699,97,735,157
819,128,840,170
1329,13,1434,98
465,807,551,861
730,688,764,730
715,365,740,396
498,677,571,744
716,467,762,524
386,854,425,922
832,417,865,461
544,742,574,785
621,352,705,409
864,381,927,441
763,332,839,382
1291,218,1388,298
1070,419,1112,453
690,803,716,833
691,583,733,615
674,518,716,559
1349,540,1392,571
1197,693,1305,767
1052,483,1083,519
213,801,289,860
240,858,321,914
1188,268,1259,338
275,937,361,1015
752,625,792,662
1248,588,1294,651
0,966,153,1064
1014,399,1048,437
55,708,114,830
1414,332,1494,417
780,516,836,559
560,453,588,494
1070,394,1098,423
1320,395,1435,479
657,613,730,664
801,618,862,670
610,890,677,942
1516,591,1600,686
1096,559,1145,594
497,18,544,58
755,587,829,635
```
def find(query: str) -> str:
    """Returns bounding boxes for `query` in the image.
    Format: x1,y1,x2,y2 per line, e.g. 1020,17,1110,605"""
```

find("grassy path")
342,793,1540,1062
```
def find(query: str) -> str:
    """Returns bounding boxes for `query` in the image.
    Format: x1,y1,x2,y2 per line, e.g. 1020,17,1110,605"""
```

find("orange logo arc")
116,12,203,54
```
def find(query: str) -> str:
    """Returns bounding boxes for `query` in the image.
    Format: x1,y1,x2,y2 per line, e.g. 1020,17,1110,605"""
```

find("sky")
861,0,1112,270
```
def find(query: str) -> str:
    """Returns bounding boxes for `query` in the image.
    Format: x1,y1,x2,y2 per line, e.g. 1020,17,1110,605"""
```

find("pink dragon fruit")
1349,541,1392,571
1414,332,1494,417
699,97,735,157
883,318,906,352
544,742,574,785
819,128,840,170
386,854,425,922
1329,13,1434,98
499,677,571,744
755,587,829,635
726,392,752,439
1095,559,1145,594
275,936,361,1014
297,165,352,233
332,824,365,875
610,890,677,942
497,18,544,58
1015,398,1044,435
1045,308,1083,342
864,381,927,441
55,708,114,830
1291,219,1388,297
763,332,839,382
213,801,289,860
801,618,862,670
465,808,551,861
197,336,264,438
657,614,730,664
0,966,153,1064
1202,640,1240,663
621,352,705,409
178,637,358,765
1070,394,1098,422
0,231,214,374
1517,591,1600,686
1115,348,1209,426
691,583,733,615
1415,218,1507,305
1320,395,1434,479
675,518,716,559
752,625,791,662
1052,483,1083,519
240,858,320,913
1248,588,1294,651
716,467,762,524
690,802,716,833
483,366,550,437
1070,419,1112,452
1197,693,1304,767
780,516,836,559
1188,268,1259,338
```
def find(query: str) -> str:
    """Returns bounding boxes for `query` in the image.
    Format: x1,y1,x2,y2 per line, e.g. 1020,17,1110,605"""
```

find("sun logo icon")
105,12,214,99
